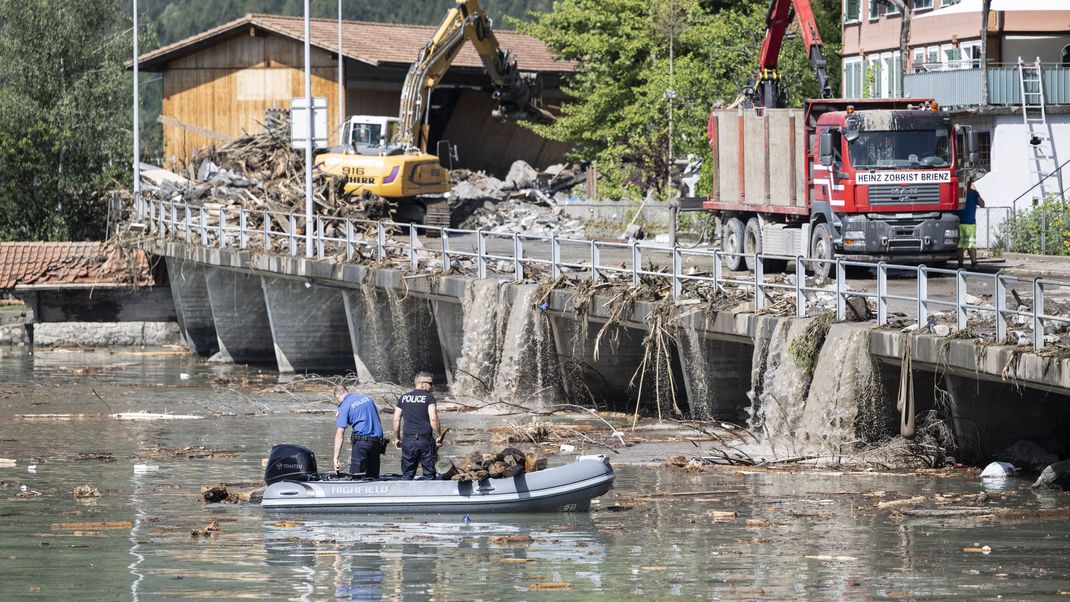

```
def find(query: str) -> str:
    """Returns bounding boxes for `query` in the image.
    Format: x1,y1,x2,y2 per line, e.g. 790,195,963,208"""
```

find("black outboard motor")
265,444,318,485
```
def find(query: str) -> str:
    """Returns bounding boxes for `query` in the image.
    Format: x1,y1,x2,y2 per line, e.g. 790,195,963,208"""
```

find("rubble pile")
436,448,547,482
137,112,361,222
452,160,587,237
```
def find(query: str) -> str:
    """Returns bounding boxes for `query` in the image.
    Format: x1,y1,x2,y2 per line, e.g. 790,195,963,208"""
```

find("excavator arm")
749,0,833,108
395,0,554,153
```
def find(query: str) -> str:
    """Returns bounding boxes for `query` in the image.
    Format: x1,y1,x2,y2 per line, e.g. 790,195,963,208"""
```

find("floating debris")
72,484,101,499
110,412,203,421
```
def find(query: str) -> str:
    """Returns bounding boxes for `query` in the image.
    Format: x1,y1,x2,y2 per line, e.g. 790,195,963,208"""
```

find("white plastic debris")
980,461,1019,479
27,464,37,473
559,444,576,453
179,372,190,380
19,485,27,492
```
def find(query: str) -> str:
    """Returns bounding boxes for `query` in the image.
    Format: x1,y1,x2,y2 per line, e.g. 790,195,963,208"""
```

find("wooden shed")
136,14,574,174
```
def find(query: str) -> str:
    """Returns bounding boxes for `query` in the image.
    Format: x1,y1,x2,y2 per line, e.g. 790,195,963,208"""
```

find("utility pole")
132,0,141,220
304,1,313,258
980,0,991,105
338,0,344,144
667,25,674,193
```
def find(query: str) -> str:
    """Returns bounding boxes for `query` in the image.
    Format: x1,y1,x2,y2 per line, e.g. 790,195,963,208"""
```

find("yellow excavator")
315,0,554,226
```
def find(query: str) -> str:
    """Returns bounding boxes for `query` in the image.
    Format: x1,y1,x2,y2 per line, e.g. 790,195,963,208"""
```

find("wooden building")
136,14,575,174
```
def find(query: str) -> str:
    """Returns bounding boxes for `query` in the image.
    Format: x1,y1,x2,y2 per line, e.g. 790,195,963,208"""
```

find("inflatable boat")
260,444,615,513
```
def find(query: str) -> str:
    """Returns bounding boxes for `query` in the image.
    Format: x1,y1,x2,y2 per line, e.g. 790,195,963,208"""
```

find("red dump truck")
705,99,972,275
700,0,974,276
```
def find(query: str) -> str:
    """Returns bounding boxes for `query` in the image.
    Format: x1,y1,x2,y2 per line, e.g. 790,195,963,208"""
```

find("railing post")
794,255,805,317
345,220,354,260
513,233,523,282
184,206,191,243
376,222,386,262
995,274,1007,343
917,265,929,329
441,229,451,272
288,214,297,257
876,262,888,326
316,217,324,259
409,226,418,270
955,269,968,331
263,211,270,252
753,254,765,312
199,207,208,246
157,203,165,241
591,242,601,283
476,229,487,279
671,246,682,301
835,260,846,321
713,250,724,295
631,241,641,287
551,235,561,279
218,207,226,248
170,204,177,239
1034,278,1045,350
239,208,247,250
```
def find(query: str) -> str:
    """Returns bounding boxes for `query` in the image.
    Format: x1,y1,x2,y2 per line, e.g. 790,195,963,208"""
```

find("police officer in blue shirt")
332,384,385,479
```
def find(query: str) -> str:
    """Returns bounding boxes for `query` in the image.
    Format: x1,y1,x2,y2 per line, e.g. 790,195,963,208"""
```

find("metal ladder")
1017,56,1061,204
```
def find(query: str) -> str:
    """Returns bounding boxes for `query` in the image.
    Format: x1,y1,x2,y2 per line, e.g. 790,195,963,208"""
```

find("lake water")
1,350,1069,600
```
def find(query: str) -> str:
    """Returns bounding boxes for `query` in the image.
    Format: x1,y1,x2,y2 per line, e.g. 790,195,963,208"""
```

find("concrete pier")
203,268,274,364
262,277,353,373
166,257,218,356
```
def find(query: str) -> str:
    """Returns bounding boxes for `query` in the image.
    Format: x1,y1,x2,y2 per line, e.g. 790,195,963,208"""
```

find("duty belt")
404,433,433,439
351,434,384,443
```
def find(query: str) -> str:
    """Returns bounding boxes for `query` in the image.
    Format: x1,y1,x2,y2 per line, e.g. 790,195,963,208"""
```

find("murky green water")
2,350,1070,600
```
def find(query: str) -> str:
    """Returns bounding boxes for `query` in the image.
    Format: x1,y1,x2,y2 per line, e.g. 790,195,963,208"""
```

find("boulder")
504,160,537,190
1031,460,1070,490
998,440,1059,471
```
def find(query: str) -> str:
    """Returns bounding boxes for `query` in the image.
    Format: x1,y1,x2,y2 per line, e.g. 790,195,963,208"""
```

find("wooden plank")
715,110,740,204
743,111,768,206
767,110,793,207
795,112,808,209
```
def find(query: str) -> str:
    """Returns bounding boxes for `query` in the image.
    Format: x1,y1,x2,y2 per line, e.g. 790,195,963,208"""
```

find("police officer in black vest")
392,371,441,479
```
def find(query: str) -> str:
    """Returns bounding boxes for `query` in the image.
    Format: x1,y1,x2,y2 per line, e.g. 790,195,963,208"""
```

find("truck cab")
809,99,961,262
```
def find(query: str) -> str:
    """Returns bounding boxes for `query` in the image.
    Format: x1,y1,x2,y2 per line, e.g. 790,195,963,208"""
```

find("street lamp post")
303,1,313,258
132,0,141,220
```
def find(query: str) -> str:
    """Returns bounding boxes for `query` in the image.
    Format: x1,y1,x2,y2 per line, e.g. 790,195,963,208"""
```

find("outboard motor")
264,444,318,485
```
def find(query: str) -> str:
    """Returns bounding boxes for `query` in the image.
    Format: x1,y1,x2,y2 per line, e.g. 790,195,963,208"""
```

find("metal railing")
142,199,1070,350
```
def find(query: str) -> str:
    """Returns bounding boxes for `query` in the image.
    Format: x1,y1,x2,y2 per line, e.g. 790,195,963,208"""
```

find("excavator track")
423,199,452,230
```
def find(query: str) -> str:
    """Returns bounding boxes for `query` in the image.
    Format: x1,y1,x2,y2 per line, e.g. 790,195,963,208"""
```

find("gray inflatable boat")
261,444,614,513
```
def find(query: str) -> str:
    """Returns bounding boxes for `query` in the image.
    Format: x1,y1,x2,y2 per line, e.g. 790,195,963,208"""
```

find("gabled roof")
0,242,155,290
136,13,575,74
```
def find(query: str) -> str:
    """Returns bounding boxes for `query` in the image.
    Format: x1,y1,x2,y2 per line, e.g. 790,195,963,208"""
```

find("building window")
941,0,962,6
914,0,933,9
843,58,864,98
975,131,991,172
869,0,881,19
913,48,926,72
845,0,862,22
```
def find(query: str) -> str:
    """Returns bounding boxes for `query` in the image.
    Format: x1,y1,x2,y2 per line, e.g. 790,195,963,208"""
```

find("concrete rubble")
451,160,587,236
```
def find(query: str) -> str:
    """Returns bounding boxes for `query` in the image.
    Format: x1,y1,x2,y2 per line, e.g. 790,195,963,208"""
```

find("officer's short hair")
334,384,348,399
414,371,433,386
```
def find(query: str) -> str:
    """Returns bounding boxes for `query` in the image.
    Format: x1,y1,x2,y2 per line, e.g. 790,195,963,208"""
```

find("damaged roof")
0,242,156,290
135,13,576,74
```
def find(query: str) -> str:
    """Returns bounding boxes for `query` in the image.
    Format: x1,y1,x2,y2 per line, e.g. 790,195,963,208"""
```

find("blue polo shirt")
336,393,383,437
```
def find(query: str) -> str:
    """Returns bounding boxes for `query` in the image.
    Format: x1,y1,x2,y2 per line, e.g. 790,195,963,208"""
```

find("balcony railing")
903,64,1070,107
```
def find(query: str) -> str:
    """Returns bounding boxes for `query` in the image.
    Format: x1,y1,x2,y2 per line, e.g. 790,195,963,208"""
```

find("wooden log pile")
139,112,370,223
436,447,547,482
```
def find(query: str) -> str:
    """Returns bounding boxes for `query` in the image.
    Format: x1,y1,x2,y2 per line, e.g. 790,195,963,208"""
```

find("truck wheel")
722,217,745,272
810,222,834,279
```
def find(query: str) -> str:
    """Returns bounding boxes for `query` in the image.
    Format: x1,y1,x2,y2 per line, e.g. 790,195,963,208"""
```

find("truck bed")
704,108,809,215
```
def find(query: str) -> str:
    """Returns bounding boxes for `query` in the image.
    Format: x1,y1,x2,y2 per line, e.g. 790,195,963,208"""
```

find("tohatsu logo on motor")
856,171,951,185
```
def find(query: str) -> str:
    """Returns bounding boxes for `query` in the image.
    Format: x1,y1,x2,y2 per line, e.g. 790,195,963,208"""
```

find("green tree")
0,0,147,241
519,0,841,197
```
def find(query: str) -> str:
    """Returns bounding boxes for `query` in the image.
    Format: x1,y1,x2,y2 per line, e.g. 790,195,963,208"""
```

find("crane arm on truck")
395,0,554,153
750,0,833,108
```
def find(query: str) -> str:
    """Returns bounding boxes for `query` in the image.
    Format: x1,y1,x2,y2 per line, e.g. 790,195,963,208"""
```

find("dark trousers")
401,437,436,479
350,440,381,479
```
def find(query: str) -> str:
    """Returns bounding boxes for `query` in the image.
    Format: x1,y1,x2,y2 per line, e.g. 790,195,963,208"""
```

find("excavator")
315,0,554,227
